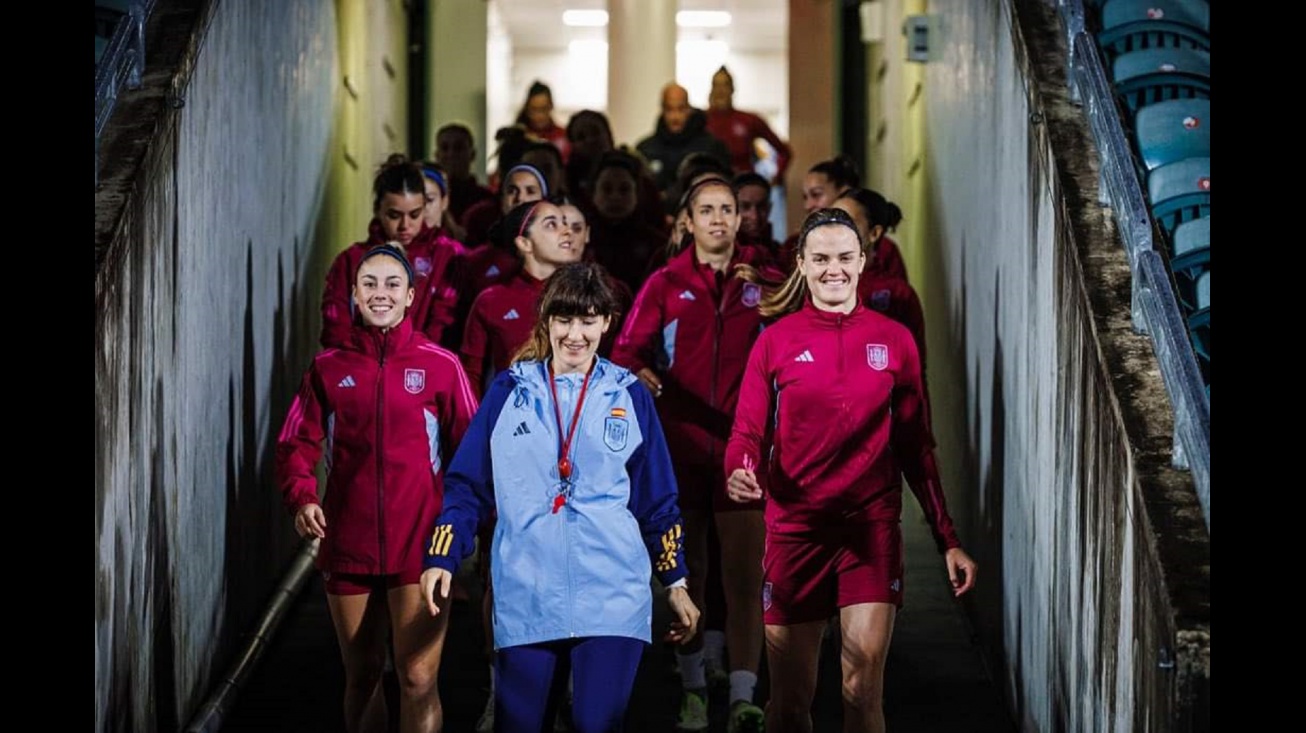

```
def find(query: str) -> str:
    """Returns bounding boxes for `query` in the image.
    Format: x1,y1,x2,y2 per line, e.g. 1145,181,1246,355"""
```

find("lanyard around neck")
547,358,595,487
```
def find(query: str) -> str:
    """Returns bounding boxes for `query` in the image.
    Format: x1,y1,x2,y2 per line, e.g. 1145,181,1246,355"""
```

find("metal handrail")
1057,1,1210,531
182,538,320,733
95,0,156,187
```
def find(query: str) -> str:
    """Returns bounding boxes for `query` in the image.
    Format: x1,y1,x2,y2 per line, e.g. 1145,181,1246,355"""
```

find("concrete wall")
93,1,412,730
866,0,1208,729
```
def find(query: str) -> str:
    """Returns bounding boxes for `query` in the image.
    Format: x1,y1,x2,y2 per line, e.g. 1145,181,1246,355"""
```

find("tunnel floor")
219,502,1017,732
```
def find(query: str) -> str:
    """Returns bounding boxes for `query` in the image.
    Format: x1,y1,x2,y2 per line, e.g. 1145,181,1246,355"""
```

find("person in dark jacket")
585,150,670,296
279,242,479,733
434,123,496,222
636,83,732,216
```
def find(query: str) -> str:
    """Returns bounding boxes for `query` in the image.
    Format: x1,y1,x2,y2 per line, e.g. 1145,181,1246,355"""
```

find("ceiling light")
677,11,731,28
563,10,609,27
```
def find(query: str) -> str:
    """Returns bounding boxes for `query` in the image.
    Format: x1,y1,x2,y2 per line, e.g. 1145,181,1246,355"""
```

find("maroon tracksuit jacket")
612,244,775,481
724,300,959,551
277,317,478,576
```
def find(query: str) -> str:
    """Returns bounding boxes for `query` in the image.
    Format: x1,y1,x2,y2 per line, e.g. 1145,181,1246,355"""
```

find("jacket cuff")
657,564,689,588
423,554,460,574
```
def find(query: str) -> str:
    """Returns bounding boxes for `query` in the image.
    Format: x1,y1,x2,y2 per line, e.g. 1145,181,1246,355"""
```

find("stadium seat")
1100,0,1210,34
1147,156,1209,239
1098,20,1209,62
1169,215,1209,274
1112,47,1210,115
1133,97,1209,172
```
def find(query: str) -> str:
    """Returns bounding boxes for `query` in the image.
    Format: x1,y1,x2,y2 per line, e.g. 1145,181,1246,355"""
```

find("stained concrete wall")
861,1,1206,731
866,0,1209,729
93,1,413,730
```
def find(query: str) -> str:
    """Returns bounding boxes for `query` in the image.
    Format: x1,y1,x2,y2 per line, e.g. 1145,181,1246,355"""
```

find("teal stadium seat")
1169,215,1209,275
1169,215,1209,314
1100,0,1209,34
1147,156,1209,239
1112,47,1210,115
1097,0,1210,62
1134,97,1209,172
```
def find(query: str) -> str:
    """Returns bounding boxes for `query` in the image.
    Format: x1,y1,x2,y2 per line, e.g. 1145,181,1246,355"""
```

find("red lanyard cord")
547,359,595,512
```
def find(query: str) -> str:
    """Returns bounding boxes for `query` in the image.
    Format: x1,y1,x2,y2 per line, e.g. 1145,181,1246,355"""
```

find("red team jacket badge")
866,344,889,371
741,282,762,308
404,368,426,394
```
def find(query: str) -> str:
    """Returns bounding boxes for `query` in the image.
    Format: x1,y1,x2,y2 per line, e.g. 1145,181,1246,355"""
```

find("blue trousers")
495,636,646,733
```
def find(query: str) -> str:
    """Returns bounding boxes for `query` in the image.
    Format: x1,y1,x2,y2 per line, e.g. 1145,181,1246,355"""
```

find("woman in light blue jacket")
420,261,700,732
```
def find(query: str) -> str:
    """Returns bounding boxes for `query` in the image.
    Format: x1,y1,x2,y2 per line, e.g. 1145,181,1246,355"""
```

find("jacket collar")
509,357,637,398
800,297,865,327
348,314,415,357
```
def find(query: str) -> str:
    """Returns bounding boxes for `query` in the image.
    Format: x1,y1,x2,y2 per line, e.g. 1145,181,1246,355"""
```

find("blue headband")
420,166,447,196
503,164,549,197
360,243,415,285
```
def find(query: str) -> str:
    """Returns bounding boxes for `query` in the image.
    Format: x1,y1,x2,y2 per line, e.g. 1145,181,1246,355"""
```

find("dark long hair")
372,153,426,211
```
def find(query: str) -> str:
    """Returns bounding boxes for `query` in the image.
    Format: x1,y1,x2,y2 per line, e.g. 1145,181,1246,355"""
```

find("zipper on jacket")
708,286,726,468
375,329,388,572
837,314,845,378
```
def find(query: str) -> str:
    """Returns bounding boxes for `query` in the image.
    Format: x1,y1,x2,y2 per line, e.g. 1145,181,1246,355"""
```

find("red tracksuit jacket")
459,270,544,395
277,317,478,576
461,269,633,396
319,223,463,349
724,300,959,552
612,244,775,473
705,107,792,178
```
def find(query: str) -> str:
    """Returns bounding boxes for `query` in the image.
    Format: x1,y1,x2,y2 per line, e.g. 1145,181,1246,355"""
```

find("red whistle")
552,493,567,514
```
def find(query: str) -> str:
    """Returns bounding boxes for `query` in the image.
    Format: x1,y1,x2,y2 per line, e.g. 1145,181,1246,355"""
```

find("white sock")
676,649,707,690
703,630,726,671
729,670,758,705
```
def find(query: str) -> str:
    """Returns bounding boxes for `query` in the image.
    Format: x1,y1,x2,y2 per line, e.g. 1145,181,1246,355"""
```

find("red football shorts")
761,521,904,624
322,568,424,596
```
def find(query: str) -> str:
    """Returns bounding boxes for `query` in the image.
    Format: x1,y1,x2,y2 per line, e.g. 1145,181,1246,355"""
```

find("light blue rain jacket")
424,357,687,648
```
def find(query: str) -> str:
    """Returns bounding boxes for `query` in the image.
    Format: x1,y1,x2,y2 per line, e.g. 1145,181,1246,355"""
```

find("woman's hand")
636,368,663,398
420,568,453,617
664,586,700,644
726,468,763,503
294,503,326,539
945,547,977,596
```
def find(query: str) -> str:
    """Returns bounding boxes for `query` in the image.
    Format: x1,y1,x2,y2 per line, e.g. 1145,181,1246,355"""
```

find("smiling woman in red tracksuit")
321,155,464,350
724,208,977,733
278,243,478,733
612,177,774,731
